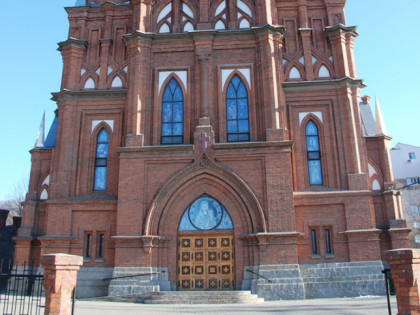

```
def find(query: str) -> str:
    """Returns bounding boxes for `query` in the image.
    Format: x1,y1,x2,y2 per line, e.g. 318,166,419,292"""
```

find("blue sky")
0,1,419,200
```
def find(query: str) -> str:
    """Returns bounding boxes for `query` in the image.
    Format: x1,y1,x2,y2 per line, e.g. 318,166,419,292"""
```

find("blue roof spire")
74,0,86,6
44,114,58,148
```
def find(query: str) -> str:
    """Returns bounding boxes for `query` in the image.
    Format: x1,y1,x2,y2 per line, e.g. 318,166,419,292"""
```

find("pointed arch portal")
177,195,235,291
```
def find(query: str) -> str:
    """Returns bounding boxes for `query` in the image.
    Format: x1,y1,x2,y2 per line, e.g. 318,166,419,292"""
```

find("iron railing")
245,269,272,283
102,271,164,281
0,260,44,315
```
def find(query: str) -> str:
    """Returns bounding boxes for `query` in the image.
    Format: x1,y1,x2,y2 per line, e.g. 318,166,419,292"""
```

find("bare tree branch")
2,175,28,225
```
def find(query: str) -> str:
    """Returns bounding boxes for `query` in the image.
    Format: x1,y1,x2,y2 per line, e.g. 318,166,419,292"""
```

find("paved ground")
75,295,396,315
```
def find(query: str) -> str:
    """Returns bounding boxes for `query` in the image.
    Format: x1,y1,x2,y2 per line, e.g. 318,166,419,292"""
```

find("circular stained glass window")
178,195,234,231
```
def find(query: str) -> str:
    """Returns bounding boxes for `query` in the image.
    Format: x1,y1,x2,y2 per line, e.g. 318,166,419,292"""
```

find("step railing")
245,269,272,283
102,271,164,281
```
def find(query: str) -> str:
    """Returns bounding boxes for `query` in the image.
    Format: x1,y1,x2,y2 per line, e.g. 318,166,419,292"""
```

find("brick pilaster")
132,0,155,32
58,39,87,91
325,24,358,79
385,249,420,315
41,254,83,315
193,35,213,118
254,26,285,140
123,33,153,146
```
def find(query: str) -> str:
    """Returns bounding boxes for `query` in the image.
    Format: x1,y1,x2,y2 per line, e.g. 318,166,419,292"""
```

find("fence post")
384,249,420,315
41,254,83,315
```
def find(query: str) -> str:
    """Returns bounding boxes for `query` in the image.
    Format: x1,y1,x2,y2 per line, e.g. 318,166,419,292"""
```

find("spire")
34,112,45,148
375,97,388,136
74,0,86,6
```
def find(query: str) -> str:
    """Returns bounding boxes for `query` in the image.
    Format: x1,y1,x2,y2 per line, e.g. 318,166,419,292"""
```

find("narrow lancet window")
226,75,249,142
85,233,92,259
325,228,332,254
311,229,318,255
161,78,184,144
305,120,322,185
98,233,105,259
94,128,109,191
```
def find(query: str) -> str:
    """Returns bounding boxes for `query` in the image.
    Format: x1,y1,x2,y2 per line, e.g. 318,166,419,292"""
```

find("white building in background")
391,142,420,248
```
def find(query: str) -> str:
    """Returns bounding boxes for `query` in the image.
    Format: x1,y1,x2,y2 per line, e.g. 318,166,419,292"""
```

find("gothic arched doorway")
177,195,235,290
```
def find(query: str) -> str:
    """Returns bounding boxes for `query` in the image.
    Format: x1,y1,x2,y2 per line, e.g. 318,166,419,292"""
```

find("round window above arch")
178,195,234,231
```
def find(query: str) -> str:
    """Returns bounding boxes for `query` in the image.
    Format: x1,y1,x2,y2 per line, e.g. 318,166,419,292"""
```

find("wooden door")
178,231,234,290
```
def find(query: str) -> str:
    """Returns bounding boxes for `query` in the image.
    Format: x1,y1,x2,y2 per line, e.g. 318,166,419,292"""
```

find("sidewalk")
75,295,396,315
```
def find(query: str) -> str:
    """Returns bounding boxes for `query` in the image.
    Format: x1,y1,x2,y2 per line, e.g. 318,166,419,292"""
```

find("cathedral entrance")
177,195,235,291
178,231,234,290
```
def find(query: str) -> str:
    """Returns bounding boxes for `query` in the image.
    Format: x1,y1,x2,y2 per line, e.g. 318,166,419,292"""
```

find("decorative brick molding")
41,254,83,315
385,249,420,315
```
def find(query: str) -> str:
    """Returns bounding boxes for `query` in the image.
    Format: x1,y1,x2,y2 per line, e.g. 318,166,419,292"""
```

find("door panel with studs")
178,231,234,290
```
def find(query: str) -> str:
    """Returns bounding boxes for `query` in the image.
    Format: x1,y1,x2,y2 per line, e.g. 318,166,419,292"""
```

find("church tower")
15,0,409,299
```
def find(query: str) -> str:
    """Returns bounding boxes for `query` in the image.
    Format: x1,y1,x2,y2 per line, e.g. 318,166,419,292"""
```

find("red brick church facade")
15,0,409,299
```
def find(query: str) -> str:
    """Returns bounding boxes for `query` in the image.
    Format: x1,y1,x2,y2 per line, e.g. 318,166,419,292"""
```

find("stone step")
86,295,151,303
144,291,264,304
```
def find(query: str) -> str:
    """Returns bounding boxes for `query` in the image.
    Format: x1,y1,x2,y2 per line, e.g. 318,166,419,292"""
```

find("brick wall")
14,0,409,298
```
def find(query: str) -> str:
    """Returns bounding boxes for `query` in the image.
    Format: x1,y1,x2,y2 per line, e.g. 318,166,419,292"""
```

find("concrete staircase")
92,290,263,304
143,291,264,304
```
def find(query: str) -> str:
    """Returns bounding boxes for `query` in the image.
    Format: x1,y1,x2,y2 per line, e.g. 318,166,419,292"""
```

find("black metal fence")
0,260,44,315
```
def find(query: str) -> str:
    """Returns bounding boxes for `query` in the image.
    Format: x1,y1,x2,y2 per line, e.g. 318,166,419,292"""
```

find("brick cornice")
294,189,372,199
118,144,193,154
57,38,88,51
123,24,285,44
65,1,132,12
341,228,382,235
250,24,285,36
298,28,312,36
282,77,366,91
363,135,393,141
51,89,127,101
241,232,301,239
42,195,118,205
240,232,300,251
28,147,53,154
325,24,358,37
118,141,294,156
339,229,382,241
215,140,293,150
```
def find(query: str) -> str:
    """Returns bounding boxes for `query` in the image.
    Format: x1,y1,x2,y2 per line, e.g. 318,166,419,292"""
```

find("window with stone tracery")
305,120,323,185
155,0,253,33
226,75,250,142
156,1,196,33
161,78,184,144
94,129,109,191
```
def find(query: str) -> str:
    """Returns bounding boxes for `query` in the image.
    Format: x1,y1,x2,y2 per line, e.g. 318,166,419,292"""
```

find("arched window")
94,128,109,191
226,75,249,142
305,120,322,185
178,195,234,231
161,78,184,144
